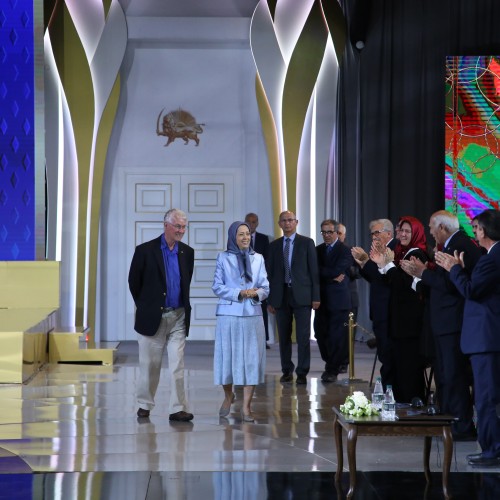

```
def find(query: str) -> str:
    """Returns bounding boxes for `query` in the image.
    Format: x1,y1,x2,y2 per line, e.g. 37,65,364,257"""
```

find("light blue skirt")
214,315,266,386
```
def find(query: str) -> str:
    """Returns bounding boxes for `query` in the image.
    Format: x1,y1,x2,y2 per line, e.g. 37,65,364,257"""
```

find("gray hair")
164,208,187,223
369,219,394,233
321,219,340,231
431,210,459,232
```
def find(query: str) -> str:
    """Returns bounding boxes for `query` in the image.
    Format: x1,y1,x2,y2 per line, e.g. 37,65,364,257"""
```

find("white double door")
123,168,243,340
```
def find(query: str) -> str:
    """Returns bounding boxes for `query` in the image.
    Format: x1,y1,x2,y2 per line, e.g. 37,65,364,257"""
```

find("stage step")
49,327,117,365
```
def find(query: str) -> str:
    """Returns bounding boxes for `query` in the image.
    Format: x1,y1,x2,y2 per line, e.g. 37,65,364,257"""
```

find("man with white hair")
129,209,195,421
352,218,397,387
401,209,481,441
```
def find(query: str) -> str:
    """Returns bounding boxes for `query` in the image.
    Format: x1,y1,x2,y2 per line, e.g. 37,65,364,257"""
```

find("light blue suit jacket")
212,251,270,316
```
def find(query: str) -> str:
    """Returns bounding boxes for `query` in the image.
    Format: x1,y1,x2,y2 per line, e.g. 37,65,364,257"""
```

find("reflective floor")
0,341,498,499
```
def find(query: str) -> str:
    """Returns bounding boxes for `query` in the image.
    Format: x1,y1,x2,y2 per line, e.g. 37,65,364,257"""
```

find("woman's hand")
240,288,258,299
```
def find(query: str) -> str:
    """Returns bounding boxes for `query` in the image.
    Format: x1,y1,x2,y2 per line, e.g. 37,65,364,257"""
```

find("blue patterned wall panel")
0,0,35,260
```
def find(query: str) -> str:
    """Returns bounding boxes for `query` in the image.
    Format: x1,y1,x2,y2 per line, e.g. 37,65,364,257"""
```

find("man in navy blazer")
436,209,500,467
352,219,397,387
401,210,481,440
245,213,271,346
129,208,194,422
314,219,353,382
267,210,320,384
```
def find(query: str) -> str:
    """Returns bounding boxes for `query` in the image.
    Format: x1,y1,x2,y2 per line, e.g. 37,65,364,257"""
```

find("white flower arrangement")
340,391,379,417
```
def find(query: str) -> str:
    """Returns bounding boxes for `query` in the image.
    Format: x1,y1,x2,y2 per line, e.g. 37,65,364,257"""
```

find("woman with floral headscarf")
370,216,429,403
212,221,270,422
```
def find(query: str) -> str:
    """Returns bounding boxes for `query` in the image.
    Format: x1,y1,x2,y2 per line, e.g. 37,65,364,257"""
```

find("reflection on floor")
0,341,498,499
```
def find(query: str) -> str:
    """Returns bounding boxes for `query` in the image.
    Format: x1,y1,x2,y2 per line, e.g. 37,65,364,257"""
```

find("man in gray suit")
267,210,320,384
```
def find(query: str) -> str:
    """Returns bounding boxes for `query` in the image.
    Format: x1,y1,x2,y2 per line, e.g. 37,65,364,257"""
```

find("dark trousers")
372,318,394,388
433,332,474,435
470,352,500,458
314,307,349,375
391,337,426,403
275,286,312,376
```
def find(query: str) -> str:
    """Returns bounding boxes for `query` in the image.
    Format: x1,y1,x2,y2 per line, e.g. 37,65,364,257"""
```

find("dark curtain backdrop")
337,0,500,334
338,0,500,249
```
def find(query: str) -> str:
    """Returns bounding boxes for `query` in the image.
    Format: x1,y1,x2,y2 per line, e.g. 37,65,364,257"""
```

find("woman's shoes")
219,393,235,417
241,410,255,423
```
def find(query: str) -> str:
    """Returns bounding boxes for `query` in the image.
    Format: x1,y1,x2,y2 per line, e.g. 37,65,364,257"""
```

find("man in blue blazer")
267,210,320,384
245,213,271,347
401,210,481,440
314,219,353,382
129,209,194,422
436,209,500,467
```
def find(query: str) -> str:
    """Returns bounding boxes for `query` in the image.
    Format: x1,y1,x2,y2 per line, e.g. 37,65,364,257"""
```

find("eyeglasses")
279,218,296,224
370,230,387,237
166,223,188,231
321,230,335,235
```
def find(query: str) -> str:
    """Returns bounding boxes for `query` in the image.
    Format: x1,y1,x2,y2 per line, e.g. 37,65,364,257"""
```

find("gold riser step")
49,329,117,365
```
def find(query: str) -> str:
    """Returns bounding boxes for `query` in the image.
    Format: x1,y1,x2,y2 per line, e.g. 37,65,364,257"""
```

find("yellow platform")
49,327,116,365
0,261,115,383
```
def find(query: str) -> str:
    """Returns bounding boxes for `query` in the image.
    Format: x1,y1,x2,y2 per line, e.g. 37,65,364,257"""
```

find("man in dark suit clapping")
267,210,320,385
245,213,271,348
401,210,481,441
435,209,500,467
352,219,397,388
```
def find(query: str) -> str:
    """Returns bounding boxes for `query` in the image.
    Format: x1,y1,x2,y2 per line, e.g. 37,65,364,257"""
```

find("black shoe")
137,408,150,418
296,375,307,385
169,411,194,422
468,456,500,467
322,373,337,383
266,344,270,349
466,452,484,461
366,337,377,349
338,364,348,374
280,373,293,383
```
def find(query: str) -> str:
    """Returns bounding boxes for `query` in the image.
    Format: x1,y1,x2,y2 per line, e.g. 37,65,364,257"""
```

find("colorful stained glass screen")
445,55,500,236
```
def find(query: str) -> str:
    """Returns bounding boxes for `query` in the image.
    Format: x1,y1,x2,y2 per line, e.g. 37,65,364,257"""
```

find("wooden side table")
333,406,456,499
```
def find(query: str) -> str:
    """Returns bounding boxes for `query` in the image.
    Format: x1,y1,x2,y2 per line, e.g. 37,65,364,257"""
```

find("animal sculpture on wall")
156,108,205,146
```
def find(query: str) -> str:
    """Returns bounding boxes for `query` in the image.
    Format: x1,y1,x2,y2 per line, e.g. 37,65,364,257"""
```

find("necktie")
284,238,291,284
326,245,332,255
250,234,255,250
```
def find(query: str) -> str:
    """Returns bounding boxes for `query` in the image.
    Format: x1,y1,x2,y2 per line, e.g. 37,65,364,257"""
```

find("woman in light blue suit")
212,221,270,422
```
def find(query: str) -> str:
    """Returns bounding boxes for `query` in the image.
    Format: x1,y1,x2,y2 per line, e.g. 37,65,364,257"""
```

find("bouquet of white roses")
340,391,379,417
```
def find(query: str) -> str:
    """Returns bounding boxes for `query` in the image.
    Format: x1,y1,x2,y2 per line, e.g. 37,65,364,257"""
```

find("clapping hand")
434,250,464,271
400,256,427,278
370,242,394,268
351,247,369,267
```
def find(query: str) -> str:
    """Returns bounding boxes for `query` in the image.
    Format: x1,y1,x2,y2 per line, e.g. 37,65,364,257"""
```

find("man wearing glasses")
314,220,353,382
267,210,320,385
352,219,397,388
129,208,194,421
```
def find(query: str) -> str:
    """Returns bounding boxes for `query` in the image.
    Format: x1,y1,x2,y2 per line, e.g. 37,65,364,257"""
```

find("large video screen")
445,56,500,236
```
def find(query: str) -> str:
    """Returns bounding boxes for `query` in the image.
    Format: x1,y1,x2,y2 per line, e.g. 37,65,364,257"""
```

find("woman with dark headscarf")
212,221,270,422
370,216,429,403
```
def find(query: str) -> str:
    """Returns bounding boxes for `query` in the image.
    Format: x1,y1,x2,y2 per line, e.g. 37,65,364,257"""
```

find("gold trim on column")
255,74,282,237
